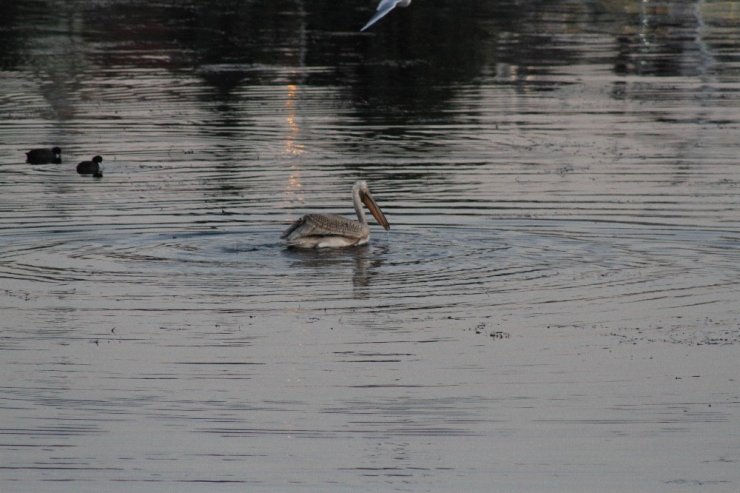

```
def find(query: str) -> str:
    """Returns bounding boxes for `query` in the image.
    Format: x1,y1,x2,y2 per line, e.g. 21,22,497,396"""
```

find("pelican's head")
354,180,390,231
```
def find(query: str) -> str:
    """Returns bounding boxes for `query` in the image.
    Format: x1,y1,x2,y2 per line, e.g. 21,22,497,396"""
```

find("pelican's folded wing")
282,214,366,240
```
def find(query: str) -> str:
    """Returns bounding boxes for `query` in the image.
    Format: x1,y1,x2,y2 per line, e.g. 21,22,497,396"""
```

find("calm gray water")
1,1,739,491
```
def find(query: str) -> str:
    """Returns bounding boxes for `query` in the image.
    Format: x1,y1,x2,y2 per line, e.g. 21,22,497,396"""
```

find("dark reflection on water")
2,1,740,492
283,243,388,294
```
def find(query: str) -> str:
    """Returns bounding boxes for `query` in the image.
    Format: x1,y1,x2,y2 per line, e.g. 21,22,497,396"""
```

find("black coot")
26,147,62,164
77,155,104,177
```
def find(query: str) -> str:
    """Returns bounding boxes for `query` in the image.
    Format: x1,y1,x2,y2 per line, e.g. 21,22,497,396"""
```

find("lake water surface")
1,1,739,491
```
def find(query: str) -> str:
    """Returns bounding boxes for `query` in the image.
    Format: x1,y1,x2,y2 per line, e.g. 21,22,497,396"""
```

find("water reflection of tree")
618,1,718,77
1,0,731,162
2,1,725,106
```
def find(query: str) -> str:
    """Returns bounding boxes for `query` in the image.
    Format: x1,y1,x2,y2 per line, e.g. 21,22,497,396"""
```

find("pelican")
361,0,412,32
282,180,390,248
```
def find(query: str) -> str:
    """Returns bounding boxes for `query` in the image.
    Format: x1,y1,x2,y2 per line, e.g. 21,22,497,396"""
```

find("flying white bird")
361,0,412,32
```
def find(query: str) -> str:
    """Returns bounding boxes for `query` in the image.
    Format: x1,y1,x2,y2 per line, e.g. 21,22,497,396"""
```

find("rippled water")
2,1,740,491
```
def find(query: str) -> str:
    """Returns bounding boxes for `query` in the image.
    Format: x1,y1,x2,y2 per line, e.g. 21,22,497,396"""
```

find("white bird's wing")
360,0,402,32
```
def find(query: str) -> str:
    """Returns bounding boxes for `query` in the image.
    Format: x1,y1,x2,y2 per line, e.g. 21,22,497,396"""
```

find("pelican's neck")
352,185,367,225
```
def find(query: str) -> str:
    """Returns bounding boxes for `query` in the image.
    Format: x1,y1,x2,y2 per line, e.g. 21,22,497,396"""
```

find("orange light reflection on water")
282,83,304,208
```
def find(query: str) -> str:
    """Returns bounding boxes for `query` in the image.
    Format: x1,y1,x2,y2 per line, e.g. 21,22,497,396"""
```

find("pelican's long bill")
361,190,390,231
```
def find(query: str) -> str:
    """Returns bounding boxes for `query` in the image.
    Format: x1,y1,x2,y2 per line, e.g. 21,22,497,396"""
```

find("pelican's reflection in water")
351,244,388,293
283,244,388,298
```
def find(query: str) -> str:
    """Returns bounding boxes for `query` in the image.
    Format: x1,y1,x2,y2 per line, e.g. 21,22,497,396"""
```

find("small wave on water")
2,210,736,324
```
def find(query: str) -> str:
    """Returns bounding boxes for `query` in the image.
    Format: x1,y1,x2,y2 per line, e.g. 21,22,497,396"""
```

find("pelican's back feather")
282,214,368,241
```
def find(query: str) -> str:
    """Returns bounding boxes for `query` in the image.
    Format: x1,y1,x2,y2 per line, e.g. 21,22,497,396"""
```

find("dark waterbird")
77,155,103,177
26,147,62,164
